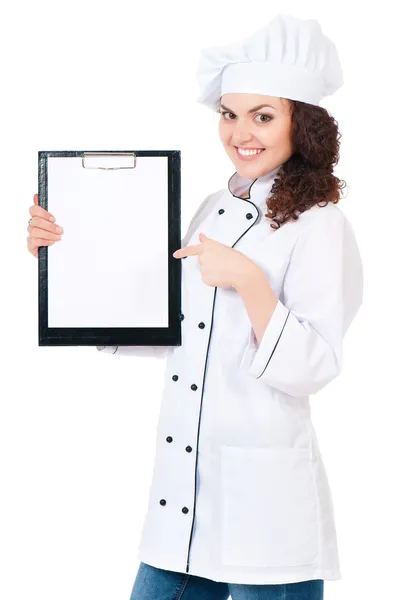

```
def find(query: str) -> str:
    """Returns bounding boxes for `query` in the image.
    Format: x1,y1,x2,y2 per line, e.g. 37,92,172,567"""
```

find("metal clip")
82,152,137,170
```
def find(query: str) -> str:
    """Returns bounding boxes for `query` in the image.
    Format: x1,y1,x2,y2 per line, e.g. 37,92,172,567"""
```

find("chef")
98,13,363,590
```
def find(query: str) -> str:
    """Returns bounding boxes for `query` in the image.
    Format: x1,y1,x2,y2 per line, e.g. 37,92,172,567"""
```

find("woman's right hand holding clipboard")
27,193,64,258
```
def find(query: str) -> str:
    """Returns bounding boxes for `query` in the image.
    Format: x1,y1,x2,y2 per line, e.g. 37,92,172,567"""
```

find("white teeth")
237,147,264,156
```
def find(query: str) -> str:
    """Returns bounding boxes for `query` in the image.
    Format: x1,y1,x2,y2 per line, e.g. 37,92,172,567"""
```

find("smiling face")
217,93,294,179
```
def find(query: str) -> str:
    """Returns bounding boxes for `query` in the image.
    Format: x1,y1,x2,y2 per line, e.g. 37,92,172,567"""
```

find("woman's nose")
232,127,255,145
234,138,254,147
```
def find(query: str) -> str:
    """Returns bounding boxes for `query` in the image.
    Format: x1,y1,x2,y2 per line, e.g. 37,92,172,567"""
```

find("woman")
27,14,363,600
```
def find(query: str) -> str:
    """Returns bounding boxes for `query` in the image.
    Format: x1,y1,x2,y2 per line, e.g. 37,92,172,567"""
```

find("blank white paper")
47,155,169,328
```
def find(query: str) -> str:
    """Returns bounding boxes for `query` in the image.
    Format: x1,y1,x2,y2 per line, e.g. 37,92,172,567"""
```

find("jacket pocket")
220,445,319,568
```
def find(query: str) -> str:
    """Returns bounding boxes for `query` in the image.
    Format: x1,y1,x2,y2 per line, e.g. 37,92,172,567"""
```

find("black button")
182,507,189,514
178,313,185,321
172,375,179,381
218,208,225,214
185,446,192,453
191,384,198,391
166,436,173,443
246,213,253,220
160,499,166,506
198,322,205,329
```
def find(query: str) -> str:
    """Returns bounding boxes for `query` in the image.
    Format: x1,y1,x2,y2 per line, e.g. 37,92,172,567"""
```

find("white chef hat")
196,13,344,111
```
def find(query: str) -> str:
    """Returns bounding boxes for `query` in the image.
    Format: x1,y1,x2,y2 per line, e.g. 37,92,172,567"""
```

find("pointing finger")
173,243,201,258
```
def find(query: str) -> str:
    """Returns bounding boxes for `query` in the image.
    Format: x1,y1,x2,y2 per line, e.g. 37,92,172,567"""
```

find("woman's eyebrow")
219,103,276,113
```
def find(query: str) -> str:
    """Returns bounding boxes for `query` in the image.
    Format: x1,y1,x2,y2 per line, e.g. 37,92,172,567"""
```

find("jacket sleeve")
239,208,364,397
96,191,222,358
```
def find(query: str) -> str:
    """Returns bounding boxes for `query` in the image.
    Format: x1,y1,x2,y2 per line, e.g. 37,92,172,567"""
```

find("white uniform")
98,166,364,585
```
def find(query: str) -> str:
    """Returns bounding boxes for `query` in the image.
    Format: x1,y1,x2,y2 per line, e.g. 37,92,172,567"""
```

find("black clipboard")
38,150,181,347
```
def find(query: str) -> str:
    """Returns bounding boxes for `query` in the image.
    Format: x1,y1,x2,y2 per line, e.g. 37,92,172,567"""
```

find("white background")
1,1,396,599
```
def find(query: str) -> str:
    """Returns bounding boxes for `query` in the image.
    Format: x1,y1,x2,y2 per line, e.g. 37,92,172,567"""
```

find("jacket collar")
227,165,282,216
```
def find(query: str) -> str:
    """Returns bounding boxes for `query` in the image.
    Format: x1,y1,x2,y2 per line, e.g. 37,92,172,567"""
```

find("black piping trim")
185,174,260,573
227,171,261,216
256,310,290,379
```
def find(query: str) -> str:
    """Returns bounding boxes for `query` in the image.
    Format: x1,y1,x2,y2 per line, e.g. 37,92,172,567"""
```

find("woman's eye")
220,111,235,120
220,111,271,123
256,114,272,123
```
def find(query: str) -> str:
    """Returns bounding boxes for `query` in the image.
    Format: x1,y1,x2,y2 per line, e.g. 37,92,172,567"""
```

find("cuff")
239,299,290,379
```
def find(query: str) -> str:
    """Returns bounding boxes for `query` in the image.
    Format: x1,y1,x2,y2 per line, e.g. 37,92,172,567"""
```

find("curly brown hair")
265,99,347,230
217,98,347,231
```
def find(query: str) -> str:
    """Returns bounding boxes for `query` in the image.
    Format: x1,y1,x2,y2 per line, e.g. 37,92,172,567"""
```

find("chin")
235,160,270,176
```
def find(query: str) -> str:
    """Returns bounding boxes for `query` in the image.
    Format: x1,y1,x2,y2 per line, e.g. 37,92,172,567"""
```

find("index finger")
174,243,201,258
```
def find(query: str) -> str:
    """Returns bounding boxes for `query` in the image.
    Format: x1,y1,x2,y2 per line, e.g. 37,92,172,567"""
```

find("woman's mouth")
234,146,265,161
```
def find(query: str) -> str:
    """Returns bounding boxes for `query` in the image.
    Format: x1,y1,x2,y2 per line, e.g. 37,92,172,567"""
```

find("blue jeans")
129,562,324,599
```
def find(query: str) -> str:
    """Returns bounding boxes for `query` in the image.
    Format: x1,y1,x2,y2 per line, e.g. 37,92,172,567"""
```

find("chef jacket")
97,165,364,585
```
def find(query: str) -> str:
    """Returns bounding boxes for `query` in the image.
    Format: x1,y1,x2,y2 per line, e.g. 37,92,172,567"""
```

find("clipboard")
38,150,181,347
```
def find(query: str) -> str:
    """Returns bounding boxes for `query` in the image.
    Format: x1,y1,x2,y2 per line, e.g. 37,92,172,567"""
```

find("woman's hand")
173,232,258,291
27,193,64,258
